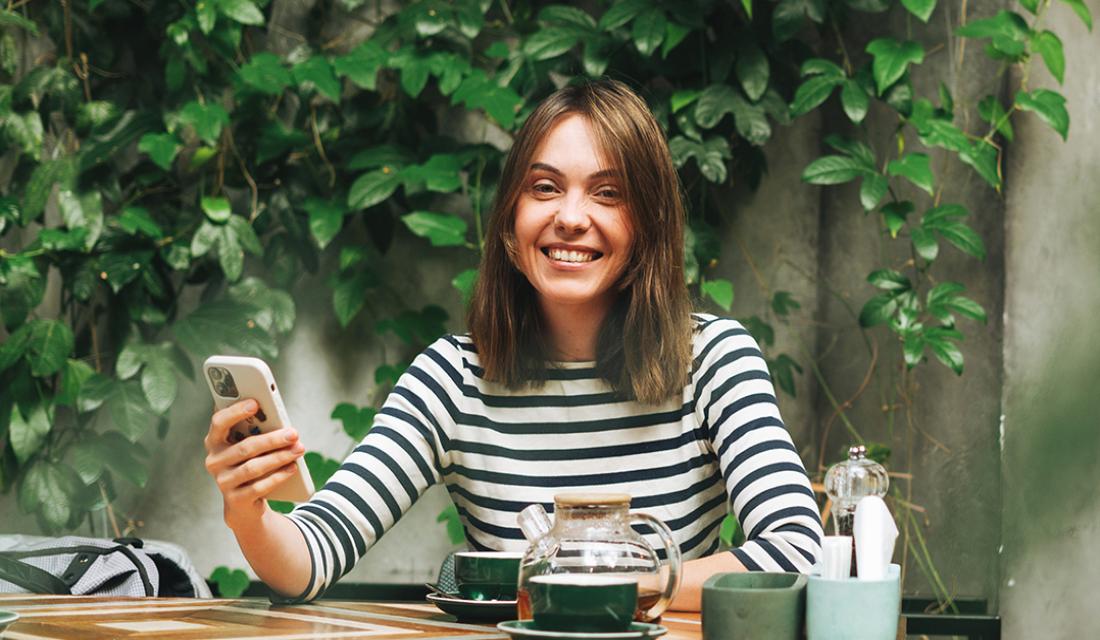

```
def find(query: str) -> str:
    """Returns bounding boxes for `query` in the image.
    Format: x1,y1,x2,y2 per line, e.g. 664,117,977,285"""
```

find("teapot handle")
631,512,682,621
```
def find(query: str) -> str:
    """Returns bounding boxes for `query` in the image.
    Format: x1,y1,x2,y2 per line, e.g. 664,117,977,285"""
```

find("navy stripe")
369,426,438,487
352,444,419,502
702,369,773,420
664,493,727,531
693,327,752,374
449,429,701,461
676,514,725,556
773,522,824,547
747,506,822,541
323,483,385,540
722,439,798,486
296,503,351,579
754,537,798,572
425,347,624,408
444,452,713,488
286,516,319,601
340,462,404,522
391,384,450,449
717,415,786,459
295,514,332,591
456,505,524,540
298,495,367,558
736,484,817,527
732,547,762,571
728,462,808,506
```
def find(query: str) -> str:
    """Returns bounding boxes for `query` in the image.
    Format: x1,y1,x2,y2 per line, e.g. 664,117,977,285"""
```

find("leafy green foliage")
209,566,251,598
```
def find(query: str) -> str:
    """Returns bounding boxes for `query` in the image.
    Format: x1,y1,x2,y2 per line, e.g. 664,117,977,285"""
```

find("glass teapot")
515,493,682,622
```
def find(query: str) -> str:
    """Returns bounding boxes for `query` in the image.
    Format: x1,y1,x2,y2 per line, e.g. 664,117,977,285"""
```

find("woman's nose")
554,194,591,234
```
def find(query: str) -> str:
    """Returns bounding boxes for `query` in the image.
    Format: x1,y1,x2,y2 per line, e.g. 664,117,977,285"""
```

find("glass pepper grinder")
824,445,889,576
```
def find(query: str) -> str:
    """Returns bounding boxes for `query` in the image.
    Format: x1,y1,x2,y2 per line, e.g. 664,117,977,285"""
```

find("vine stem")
310,103,336,188
225,127,259,220
99,482,122,539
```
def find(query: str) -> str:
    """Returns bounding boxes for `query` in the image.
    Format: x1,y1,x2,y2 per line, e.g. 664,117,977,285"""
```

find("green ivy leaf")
436,503,466,545
58,190,104,252
332,269,376,327
598,0,648,30
349,168,402,210
10,401,50,463
179,101,229,146
910,226,939,262
867,269,911,291
210,566,251,598
1059,0,1092,31
978,96,1014,142
900,0,936,22
800,58,844,78
1032,31,1065,84
719,513,741,546
331,403,376,441
860,174,888,211
742,0,753,18
825,135,876,168
1016,89,1069,140
887,153,934,195
117,206,163,239
701,278,734,311
303,198,346,249
304,452,341,489
670,89,700,114
201,196,232,223
19,460,82,533
0,257,44,330
138,133,181,171
108,381,158,441
539,4,597,30
802,155,869,185
859,292,898,327
903,332,925,368
631,8,666,57
141,353,177,414
926,331,964,375
790,74,842,117
227,278,296,335
768,354,803,397
523,27,581,60
959,140,1001,190
881,201,912,238
293,56,341,101
217,0,264,25
239,52,292,94
729,93,771,145
771,291,801,317
934,221,986,260
0,9,39,35
693,84,739,128
452,268,477,304
402,211,468,247
348,145,414,171
662,21,691,58
403,154,463,193
174,299,278,360
26,319,74,377
57,359,95,407
865,38,924,95
841,80,870,123
333,40,387,91
945,296,987,324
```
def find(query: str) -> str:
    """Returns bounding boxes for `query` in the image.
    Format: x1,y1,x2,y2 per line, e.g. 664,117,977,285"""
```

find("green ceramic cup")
806,563,901,640
702,572,807,640
453,551,523,601
529,574,639,633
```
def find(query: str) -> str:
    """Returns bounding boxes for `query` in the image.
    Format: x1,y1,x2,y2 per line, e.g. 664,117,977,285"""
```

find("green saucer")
496,620,668,640
426,593,517,622
0,610,18,630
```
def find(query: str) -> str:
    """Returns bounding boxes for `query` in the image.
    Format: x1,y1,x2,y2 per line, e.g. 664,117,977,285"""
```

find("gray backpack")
0,535,211,598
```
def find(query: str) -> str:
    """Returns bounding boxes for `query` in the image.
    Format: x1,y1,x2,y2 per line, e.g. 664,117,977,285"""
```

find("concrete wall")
999,1,1100,637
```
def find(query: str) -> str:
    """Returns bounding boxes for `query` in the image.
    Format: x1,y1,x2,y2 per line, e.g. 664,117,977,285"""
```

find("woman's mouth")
542,247,603,263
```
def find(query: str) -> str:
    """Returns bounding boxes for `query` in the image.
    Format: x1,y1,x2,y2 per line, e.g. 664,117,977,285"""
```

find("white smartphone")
203,355,314,503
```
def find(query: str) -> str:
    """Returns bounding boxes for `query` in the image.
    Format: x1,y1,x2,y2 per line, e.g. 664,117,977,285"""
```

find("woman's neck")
537,295,615,362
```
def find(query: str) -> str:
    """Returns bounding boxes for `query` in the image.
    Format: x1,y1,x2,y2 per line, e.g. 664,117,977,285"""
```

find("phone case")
203,355,315,503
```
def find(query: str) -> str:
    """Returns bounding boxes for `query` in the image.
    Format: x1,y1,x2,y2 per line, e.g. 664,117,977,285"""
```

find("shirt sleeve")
281,337,457,601
693,317,823,572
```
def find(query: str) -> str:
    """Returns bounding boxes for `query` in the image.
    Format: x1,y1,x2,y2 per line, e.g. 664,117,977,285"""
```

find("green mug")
702,572,807,640
453,551,523,601
529,574,639,632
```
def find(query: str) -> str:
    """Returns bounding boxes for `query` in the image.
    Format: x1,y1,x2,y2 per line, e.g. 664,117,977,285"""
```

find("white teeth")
548,248,595,263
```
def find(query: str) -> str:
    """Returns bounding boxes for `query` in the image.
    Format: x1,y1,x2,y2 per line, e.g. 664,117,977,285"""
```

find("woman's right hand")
203,399,306,530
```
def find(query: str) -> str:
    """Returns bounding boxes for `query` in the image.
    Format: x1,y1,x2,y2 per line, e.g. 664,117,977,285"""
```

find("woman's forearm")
229,507,312,599
667,552,746,612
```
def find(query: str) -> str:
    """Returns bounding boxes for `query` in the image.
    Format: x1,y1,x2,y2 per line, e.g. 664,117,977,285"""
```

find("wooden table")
0,594,703,640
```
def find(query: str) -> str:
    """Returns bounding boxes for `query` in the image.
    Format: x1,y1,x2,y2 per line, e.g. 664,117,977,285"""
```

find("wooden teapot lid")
554,493,631,507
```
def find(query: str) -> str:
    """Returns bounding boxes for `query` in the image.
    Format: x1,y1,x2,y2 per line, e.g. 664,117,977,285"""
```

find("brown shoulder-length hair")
466,78,693,404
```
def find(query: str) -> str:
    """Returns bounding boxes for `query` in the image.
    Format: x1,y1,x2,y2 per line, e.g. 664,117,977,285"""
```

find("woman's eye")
597,187,620,199
533,183,557,194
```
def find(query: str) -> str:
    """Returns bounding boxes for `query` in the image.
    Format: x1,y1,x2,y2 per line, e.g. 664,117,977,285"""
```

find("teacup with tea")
528,574,639,632
453,551,523,601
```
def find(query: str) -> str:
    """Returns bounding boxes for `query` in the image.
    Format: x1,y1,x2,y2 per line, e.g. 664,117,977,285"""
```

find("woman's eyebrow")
529,162,621,180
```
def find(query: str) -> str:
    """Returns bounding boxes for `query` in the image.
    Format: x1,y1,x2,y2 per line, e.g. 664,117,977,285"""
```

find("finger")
205,399,259,449
232,460,302,504
207,427,299,472
220,442,305,490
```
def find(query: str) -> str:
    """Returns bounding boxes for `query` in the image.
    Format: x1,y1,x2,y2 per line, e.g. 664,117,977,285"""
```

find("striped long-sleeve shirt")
285,314,823,601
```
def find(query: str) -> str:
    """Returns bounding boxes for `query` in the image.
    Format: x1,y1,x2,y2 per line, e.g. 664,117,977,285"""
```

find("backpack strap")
0,553,72,595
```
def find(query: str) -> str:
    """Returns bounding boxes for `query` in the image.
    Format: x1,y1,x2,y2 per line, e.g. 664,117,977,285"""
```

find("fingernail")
292,443,305,454
248,399,259,411
284,430,297,442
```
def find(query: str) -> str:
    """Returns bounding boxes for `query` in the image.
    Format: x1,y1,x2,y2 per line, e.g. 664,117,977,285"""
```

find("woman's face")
512,114,634,316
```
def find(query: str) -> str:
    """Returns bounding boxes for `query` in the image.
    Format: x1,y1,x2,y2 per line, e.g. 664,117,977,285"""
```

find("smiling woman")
204,79,822,611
